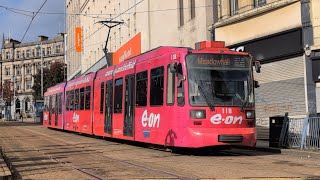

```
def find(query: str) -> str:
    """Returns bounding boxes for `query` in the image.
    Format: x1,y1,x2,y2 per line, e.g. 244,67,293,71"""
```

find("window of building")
56,45,61,54
16,51,21,59
114,78,123,113
16,67,21,75
26,49,31,58
85,86,91,110
150,66,164,106
136,71,148,106
80,87,85,110
37,48,41,57
5,52,10,59
47,47,51,55
230,0,238,16
26,80,32,89
167,65,175,105
42,48,46,56
254,0,266,7
32,49,35,57
179,0,184,26
16,81,21,90
5,67,10,76
22,50,25,58
26,66,32,74
190,0,195,19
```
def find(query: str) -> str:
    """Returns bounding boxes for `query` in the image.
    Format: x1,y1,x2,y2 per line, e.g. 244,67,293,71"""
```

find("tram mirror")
169,62,177,73
254,80,260,88
255,61,261,73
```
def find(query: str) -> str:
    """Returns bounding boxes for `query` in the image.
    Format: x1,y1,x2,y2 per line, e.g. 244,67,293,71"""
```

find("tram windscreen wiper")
198,86,215,111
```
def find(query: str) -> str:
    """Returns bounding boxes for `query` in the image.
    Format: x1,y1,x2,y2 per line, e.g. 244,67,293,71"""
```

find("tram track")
1,124,193,179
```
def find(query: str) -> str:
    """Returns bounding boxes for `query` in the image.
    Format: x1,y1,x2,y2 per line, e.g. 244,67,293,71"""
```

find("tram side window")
150,66,164,106
49,95,52,113
52,94,56,114
58,93,62,114
80,88,85,110
74,89,80,110
70,90,74,110
85,86,91,110
136,71,148,106
100,82,105,113
114,78,123,113
167,65,175,105
44,97,48,111
65,91,69,111
177,63,185,106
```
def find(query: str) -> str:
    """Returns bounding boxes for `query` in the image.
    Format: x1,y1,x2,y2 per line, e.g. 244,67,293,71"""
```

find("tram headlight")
190,110,206,119
245,110,255,119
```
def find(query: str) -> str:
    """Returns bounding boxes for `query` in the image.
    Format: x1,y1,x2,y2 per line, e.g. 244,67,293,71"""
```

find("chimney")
38,35,49,42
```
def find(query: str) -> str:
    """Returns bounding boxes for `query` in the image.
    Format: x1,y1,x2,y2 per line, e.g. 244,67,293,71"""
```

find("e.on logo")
210,114,243,125
73,112,79,123
43,113,48,121
141,110,160,128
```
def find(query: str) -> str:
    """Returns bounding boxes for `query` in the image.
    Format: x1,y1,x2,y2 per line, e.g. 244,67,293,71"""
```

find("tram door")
48,95,52,125
54,94,59,126
104,80,113,134
124,74,134,137
55,94,60,126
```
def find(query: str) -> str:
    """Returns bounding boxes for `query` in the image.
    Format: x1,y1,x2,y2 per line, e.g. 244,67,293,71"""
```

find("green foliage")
0,80,14,104
32,61,66,100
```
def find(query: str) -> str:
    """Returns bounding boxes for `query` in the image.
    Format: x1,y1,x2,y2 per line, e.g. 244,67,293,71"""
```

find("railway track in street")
0,122,319,179
0,123,192,179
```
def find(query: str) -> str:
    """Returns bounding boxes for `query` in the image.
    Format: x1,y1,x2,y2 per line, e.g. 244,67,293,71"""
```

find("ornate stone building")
1,34,65,118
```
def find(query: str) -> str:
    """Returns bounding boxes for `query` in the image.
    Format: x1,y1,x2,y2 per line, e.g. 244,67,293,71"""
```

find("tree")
32,61,66,100
0,80,14,106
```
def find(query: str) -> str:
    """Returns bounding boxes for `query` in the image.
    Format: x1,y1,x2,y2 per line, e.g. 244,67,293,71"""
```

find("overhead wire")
20,0,49,43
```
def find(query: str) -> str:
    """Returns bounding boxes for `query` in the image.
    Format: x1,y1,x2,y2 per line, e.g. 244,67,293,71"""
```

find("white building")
66,0,214,80
1,34,64,118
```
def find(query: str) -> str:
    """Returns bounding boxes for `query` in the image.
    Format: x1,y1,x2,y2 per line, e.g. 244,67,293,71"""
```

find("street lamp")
35,43,43,98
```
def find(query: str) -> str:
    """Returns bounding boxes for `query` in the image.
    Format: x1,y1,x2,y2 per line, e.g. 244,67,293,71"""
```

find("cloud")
0,0,65,45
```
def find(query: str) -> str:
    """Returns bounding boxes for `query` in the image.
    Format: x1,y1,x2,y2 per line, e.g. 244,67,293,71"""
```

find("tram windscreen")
186,54,254,107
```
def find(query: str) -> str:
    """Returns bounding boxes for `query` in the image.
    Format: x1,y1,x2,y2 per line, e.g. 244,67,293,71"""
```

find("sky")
0,0,65,45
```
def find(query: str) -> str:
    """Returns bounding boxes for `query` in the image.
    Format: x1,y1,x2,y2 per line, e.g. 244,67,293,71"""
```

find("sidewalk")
249,140,320,158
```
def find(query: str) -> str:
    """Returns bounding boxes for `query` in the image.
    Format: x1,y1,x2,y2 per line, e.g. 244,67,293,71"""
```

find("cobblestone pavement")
0,120,319,179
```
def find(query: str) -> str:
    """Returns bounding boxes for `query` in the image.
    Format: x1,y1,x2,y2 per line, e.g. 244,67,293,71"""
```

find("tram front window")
186,54,254,107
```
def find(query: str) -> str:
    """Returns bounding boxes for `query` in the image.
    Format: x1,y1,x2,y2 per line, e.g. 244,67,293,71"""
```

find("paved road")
0,121,319,179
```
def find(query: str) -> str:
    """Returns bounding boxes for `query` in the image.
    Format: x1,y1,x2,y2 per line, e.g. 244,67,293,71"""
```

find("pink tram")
43,41,259,148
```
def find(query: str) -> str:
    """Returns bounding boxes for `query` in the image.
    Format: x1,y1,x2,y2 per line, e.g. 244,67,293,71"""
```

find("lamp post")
35,43,43,98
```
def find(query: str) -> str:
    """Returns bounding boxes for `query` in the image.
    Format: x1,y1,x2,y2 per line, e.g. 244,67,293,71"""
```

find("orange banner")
113,32,141,65
75,27,82,52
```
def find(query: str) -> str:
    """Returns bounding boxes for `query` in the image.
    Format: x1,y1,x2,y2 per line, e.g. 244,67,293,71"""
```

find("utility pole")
35,43,43,98
98,20,124,67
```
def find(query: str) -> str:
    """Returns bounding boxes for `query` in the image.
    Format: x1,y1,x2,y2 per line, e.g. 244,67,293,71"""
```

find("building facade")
1,34,65,118
66,0,214,80
213,0,319,139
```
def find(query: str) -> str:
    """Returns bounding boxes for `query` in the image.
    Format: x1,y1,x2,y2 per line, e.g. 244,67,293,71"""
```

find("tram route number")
210,114,243,125
141,110,160,128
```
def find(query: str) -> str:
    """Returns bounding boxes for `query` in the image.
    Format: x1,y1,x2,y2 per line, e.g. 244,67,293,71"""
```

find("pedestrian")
20,112,23,122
